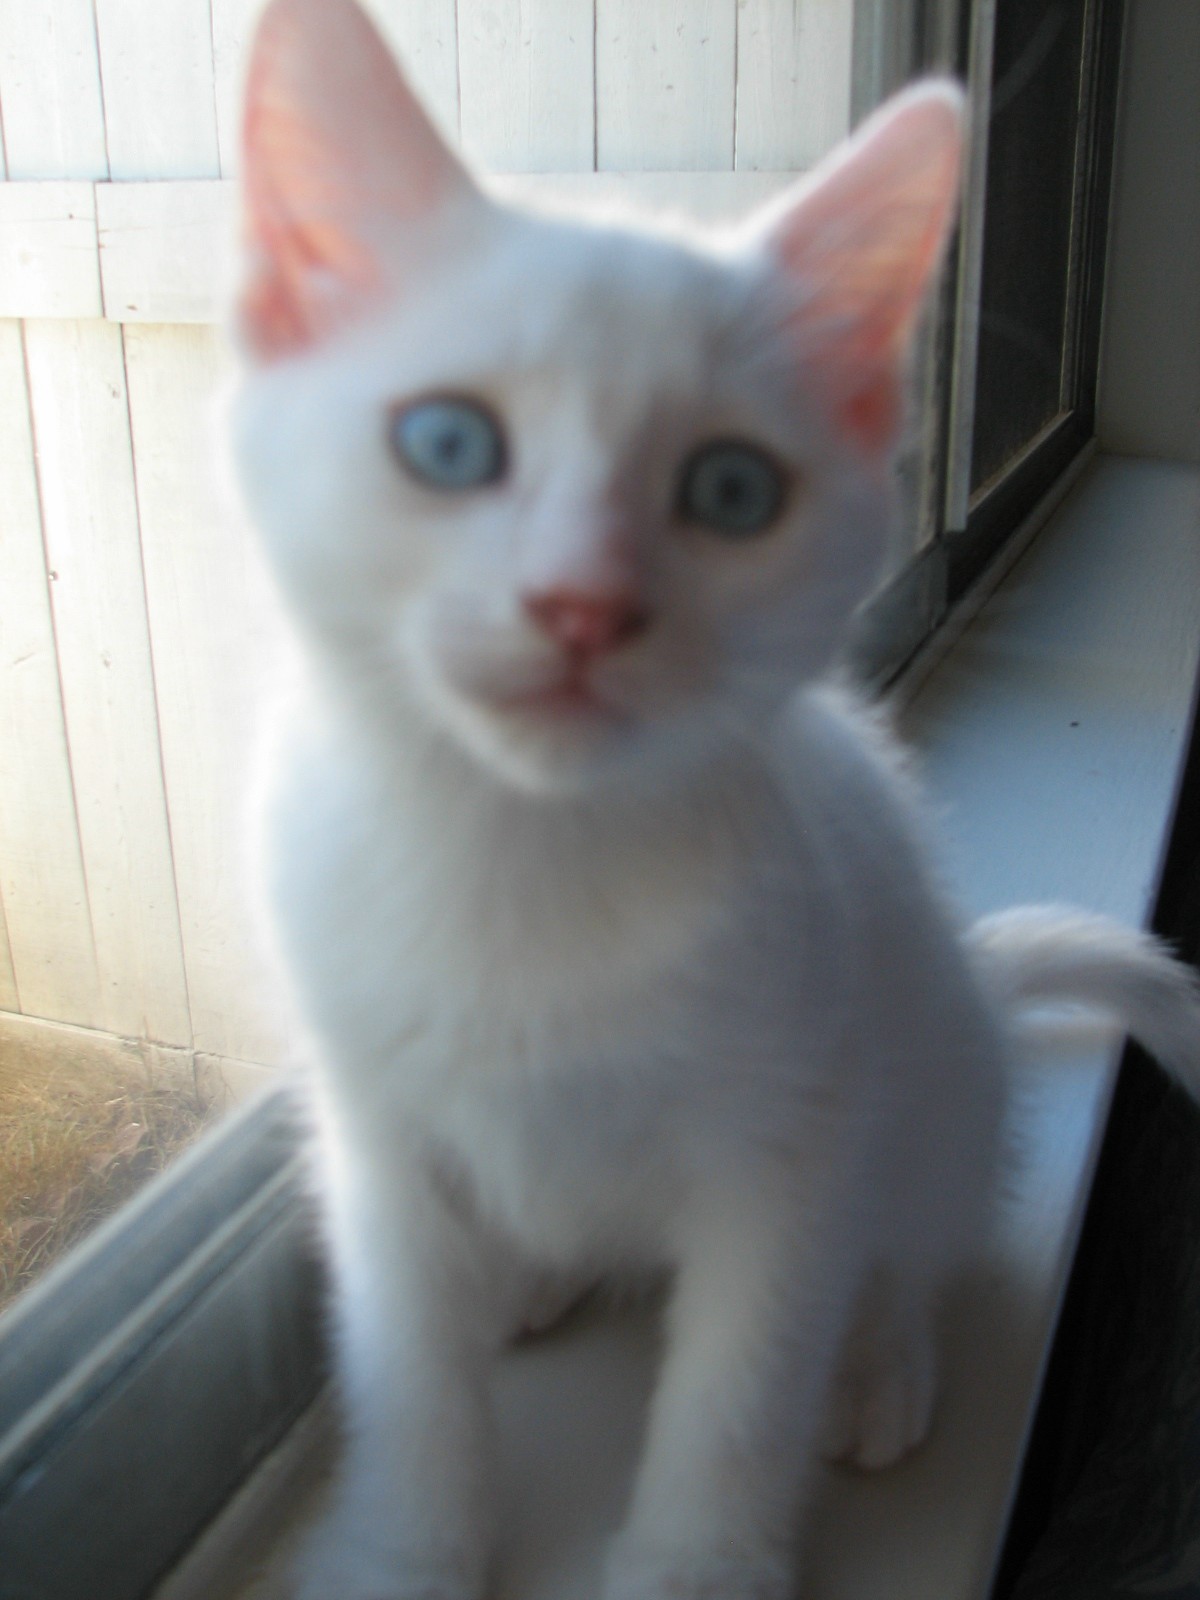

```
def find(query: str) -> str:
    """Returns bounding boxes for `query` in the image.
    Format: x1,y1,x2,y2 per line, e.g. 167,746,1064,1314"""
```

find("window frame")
0,1089,323,1600
947,0,1124,597
851,0,1126,686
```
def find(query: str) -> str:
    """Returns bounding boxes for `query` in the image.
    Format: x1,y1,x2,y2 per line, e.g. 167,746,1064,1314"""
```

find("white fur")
228,21,1200,1597
967,907,1200,1085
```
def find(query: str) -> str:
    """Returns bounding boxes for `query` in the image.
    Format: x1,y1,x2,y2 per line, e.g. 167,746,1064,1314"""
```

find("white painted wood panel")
212,0,263,177
0,173,795,326
596,0,736,171
0,877,17,1013
0,319,101,1026
0,183,101,319
458,0,595,172
98,181,233,323
22,319,193,1046
0,0,108,179
124,324,289,1065
93,0,220,179
498,169,792,223
364,0,461,146
735,0,853,169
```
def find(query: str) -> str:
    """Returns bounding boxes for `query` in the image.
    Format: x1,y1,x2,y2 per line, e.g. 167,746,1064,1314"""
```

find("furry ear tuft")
761,82,965,455
238,0,475,360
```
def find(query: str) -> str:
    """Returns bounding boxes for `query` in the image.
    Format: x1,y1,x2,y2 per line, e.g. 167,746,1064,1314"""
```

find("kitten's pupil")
680,442,785,537
389,396,505,491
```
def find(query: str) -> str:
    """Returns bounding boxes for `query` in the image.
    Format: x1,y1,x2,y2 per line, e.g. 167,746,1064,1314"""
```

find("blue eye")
389,396,506,490
679,442,786,537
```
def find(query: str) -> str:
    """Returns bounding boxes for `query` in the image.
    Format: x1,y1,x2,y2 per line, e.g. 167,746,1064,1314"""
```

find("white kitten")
228,3,1200,1598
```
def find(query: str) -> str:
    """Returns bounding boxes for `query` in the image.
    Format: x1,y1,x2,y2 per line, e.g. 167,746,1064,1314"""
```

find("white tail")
966,906,1200,1092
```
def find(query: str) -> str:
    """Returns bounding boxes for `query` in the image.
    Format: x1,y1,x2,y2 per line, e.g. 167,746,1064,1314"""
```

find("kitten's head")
231,0,962,796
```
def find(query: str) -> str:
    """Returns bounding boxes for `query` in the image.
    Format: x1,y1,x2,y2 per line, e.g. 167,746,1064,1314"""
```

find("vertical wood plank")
212,0,262,177
458,0,595,172
0,0,109,179
735,0,853,170
596,0,736,171
94,0,220,178
22,319,193,1046
365,0,461,146
124,325,289,1066
0,320,101,1026
0,893,18,1014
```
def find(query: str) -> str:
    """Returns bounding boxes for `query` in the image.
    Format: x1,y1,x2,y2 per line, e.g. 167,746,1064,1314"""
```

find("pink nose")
524,588,650,657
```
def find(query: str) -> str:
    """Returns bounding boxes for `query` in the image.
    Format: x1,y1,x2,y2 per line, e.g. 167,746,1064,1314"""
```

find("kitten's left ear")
758,82,964,455
238,0,482,361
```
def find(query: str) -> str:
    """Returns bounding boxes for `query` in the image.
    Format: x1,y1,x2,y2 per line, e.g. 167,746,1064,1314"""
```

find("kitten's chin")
448,703,648,797
420,681,690,798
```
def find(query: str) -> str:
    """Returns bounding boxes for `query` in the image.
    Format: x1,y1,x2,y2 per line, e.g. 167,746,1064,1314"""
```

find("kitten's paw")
289,1514,482,1600
821,1290,937,1470
602,1541,793,1600
290,1552,479,1600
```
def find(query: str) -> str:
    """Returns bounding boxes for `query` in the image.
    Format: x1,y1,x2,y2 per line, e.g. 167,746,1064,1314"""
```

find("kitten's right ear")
238,0,478,360
754,82,963,456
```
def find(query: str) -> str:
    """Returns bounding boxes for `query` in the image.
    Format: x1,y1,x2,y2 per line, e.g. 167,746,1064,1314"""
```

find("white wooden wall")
0,0,853,1082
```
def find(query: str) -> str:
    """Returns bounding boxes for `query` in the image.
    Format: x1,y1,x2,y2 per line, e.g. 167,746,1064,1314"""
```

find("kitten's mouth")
489,667,628,724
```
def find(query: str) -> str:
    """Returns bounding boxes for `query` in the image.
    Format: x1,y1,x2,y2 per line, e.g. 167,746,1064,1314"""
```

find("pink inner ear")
841,374,903,455
765,83,964,455
238,0,472,361
241,82,384,358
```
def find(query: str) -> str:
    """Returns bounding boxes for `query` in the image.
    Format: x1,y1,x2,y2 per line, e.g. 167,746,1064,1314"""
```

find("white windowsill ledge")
158,452,1200,1600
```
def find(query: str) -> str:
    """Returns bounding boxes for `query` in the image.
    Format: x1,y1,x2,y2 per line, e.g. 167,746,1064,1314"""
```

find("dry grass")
0,1056,218,1311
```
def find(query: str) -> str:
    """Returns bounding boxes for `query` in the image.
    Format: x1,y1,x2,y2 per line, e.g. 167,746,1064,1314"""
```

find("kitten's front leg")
291,1134,500,1600
604,1149,861,1600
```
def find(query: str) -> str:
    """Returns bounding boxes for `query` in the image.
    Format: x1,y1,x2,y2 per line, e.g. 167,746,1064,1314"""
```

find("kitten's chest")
268,724,851,1255
423,1048,686,1264
409,943,848,1263
266,727,777,1049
